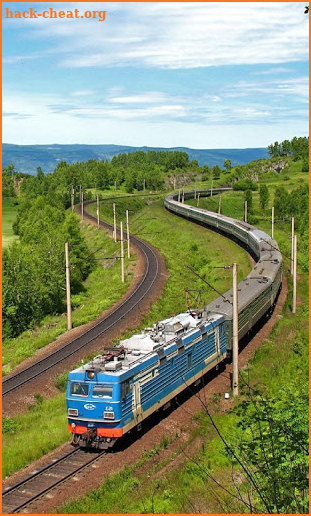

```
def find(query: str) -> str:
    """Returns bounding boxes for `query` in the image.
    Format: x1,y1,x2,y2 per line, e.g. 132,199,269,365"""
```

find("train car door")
215,327,220,355
132,380,143,423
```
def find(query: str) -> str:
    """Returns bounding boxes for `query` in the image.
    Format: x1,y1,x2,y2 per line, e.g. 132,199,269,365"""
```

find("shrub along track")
2,201,167,417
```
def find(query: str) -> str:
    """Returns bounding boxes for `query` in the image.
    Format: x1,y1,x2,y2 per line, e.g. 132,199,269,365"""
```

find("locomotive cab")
67,369,123,449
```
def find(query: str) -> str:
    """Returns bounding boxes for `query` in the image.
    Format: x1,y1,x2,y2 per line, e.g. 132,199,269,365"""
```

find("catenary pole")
120,221,125,283
113,203,117,243
126,209,130,259
81,191,84,221
218,195,221,214
96,195,100,229
232,262,239,397
244,200,247,223
292,234,297,313
71,185,74,212
291,217,295,275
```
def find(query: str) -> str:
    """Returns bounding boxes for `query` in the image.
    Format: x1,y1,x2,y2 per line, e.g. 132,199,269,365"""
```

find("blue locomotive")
67,189,282,449
67,311,226,449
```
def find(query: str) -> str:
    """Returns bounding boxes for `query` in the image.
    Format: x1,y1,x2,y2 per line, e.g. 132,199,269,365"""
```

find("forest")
2,137,309,341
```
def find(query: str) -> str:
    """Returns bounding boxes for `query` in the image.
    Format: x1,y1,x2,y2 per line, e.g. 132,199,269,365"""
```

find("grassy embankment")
2,197,19,248
2,195,252,479
58,168,308,513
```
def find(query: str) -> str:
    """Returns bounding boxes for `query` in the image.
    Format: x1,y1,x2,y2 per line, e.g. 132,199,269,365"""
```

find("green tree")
301,158,309,173
211,165,221,179
259,184,269,212
223,159,232,171
244,189,253,213
268,142,281,158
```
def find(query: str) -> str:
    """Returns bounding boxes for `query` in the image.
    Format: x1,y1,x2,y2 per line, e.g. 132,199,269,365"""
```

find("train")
66,189,282,449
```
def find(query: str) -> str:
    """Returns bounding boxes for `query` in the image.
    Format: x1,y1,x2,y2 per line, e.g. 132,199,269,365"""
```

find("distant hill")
2,143,269,175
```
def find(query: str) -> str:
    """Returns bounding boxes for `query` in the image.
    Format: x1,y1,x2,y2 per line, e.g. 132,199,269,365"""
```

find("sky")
2,1,309,149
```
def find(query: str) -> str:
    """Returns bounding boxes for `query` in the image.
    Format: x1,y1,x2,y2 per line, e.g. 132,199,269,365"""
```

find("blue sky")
2,2,309,149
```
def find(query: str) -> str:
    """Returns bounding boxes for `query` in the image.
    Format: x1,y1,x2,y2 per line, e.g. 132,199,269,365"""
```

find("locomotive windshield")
70,382,89,397
92,385,113,398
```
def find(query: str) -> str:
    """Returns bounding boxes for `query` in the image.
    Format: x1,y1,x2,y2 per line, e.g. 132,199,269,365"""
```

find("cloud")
2,112,33,119
251,67,293,76
224,76,309,101
4,2,309,70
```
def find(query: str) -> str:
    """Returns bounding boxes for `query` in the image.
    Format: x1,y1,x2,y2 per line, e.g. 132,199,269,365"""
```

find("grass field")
3,195,252,478
3,167,308,502
2,197,19,248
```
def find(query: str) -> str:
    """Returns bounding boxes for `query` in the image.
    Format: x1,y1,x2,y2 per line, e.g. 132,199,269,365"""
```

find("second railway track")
2,447,105,514
2,203,160,396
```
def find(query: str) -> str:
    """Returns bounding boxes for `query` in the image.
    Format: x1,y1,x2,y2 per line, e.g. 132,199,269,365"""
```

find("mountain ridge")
2,143,269,174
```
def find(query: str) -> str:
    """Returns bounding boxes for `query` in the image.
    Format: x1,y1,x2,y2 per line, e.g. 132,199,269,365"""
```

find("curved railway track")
2,191,285,514
2,205,160,396
2,448,105,514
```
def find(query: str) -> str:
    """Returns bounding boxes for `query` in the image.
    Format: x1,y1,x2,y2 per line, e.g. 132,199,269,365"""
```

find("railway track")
2,203,160,396
2,447,105,514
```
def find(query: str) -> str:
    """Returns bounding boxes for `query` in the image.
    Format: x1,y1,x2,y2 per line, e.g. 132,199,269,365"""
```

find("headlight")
68,408,78,416
104,411,115,420
87,371,95,379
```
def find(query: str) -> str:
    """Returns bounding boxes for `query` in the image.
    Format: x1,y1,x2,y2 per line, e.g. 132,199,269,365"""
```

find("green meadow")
2,197,19,248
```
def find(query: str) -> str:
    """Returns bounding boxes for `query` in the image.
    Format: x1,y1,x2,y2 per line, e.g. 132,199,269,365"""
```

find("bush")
232,179,258,191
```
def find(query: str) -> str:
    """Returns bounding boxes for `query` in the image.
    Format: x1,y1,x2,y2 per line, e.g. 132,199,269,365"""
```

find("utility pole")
232,262,239,397
120,221,125,283
211,180,213,197
292,234,297,314
81,191,84,221
197,193,200,207
71,185,74,212
271,206,274,238
96,195,100,229
291,217,295,275
113,203,117,243
65,242,72,330
126,209,130,258
244,200,247,223
79,184,82,204
218,195,222,214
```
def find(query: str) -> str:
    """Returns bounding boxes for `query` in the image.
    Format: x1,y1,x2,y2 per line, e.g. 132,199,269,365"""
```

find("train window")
70,382,89,397
92,385,113,398
121,380,131,399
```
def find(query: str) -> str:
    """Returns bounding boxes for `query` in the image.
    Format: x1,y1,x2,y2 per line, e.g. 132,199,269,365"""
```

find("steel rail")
2,448,105,514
